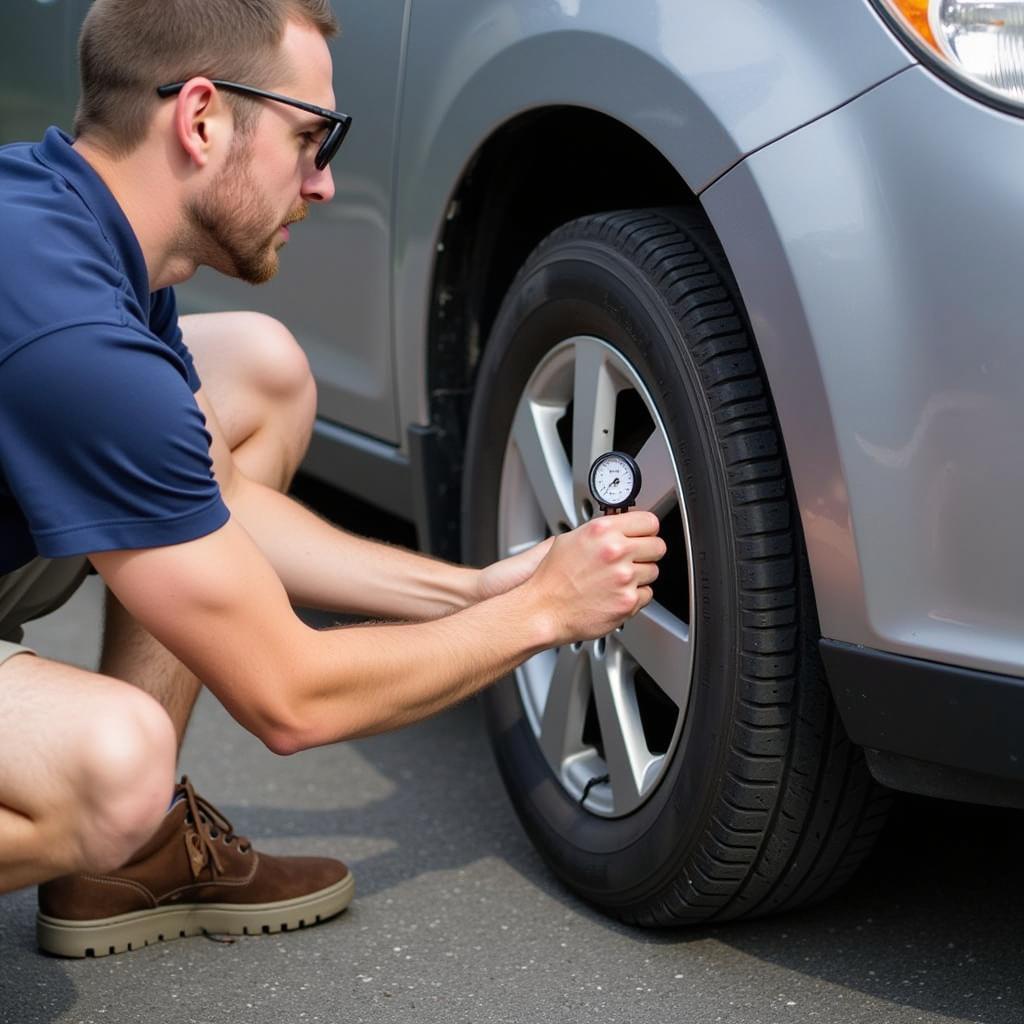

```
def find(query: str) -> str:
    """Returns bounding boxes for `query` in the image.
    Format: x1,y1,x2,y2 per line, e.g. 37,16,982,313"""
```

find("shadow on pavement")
585,795,1024,1023
298,476,1024,1021
1,692,1022,1024
217,703,1024,1023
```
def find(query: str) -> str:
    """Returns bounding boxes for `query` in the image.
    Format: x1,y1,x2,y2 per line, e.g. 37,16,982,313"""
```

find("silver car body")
1,1,1020,763
283,0,1013,684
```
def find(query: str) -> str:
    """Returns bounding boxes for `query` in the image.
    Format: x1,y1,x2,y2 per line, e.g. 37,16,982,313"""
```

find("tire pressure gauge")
588,451,642,514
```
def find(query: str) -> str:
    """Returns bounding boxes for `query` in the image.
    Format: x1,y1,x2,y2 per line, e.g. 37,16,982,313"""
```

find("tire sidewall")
463,237,743,906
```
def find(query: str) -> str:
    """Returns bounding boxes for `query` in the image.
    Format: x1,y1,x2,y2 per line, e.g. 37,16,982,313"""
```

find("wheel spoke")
511,398,575,532
635,427,677,516
503,336,697,818
571,341,618,511
590,641,653,813
619,601,692,709
538,646,590,769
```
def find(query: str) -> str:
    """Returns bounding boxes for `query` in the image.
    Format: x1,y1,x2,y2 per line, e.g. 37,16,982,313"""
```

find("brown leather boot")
37,777,354,958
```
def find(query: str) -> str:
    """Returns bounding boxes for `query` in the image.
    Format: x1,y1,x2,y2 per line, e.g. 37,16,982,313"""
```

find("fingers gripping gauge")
588,451,642,514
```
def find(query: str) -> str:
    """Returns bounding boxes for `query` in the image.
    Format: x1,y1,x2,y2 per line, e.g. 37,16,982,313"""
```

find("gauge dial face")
588,452,641,509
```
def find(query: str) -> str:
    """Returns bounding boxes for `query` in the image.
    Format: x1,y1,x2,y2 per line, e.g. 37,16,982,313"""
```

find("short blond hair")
74,0,339,155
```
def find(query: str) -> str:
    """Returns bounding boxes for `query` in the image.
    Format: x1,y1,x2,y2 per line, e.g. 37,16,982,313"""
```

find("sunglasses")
156,79,352,171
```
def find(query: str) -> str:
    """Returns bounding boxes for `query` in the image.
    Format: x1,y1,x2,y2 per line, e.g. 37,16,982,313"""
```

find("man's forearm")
93,508,660,755
227,473,480,620
285,582,557,749
93,516,557,753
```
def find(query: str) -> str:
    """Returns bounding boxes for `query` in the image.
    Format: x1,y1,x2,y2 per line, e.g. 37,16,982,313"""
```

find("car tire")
461,208,892,924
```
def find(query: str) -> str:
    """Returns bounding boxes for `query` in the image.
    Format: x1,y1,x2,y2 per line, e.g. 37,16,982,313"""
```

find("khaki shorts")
0,556,91,665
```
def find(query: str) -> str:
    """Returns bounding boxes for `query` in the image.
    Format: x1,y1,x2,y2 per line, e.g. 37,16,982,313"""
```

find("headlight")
874,0,1024,113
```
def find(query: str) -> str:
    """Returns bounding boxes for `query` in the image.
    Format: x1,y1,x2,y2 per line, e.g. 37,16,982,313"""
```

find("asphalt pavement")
1,487,1022,1024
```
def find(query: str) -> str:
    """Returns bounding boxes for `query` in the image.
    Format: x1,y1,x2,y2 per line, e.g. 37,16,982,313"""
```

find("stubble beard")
183,142,308,285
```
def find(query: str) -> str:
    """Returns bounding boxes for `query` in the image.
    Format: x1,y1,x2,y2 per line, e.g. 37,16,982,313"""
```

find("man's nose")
302,164,335,204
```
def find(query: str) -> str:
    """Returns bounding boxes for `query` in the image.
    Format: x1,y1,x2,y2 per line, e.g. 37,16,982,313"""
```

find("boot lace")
178,776,252,880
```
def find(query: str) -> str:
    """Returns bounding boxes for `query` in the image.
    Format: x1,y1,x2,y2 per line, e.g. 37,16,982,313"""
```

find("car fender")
391,0,912,429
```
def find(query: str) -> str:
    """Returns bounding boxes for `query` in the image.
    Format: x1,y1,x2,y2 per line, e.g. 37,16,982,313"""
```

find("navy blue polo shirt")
0,127,229,574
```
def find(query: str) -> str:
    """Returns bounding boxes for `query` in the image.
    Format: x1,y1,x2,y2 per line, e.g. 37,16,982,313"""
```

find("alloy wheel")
498,335,695,817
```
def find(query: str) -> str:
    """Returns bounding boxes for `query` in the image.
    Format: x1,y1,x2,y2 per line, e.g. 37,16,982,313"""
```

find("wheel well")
423,107,696,557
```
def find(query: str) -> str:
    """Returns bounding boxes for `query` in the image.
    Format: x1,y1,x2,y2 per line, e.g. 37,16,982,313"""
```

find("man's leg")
36,313,351,958
182,311,317,493
100,311,316,745
0,653,176,893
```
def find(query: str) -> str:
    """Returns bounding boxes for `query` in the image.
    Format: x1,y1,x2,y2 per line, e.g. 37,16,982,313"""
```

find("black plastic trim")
864,749,1024,809
408,423,462,561
821,639,1024,798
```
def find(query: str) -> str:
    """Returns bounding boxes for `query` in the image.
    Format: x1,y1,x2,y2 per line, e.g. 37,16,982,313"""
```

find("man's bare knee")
232,313,316,435
69,688,176,873
182,310,317,490
223,313,316,489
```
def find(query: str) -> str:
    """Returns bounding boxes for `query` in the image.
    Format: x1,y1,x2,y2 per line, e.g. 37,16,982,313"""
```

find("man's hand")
525,511,665,644
476,537,555,602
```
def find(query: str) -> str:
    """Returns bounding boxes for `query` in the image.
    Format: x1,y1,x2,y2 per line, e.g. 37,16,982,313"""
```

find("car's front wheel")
462,208,891,924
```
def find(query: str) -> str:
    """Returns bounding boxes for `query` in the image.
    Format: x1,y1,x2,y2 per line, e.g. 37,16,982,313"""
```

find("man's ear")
171,78,228,168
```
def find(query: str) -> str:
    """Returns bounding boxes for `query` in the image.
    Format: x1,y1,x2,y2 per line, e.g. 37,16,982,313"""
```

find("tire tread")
540,208,889,927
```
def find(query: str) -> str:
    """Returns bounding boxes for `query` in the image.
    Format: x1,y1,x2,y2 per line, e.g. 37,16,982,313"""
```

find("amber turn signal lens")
878,0,943,53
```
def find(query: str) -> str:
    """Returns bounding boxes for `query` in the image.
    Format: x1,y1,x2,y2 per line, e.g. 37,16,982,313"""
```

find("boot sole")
37,872,355,958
